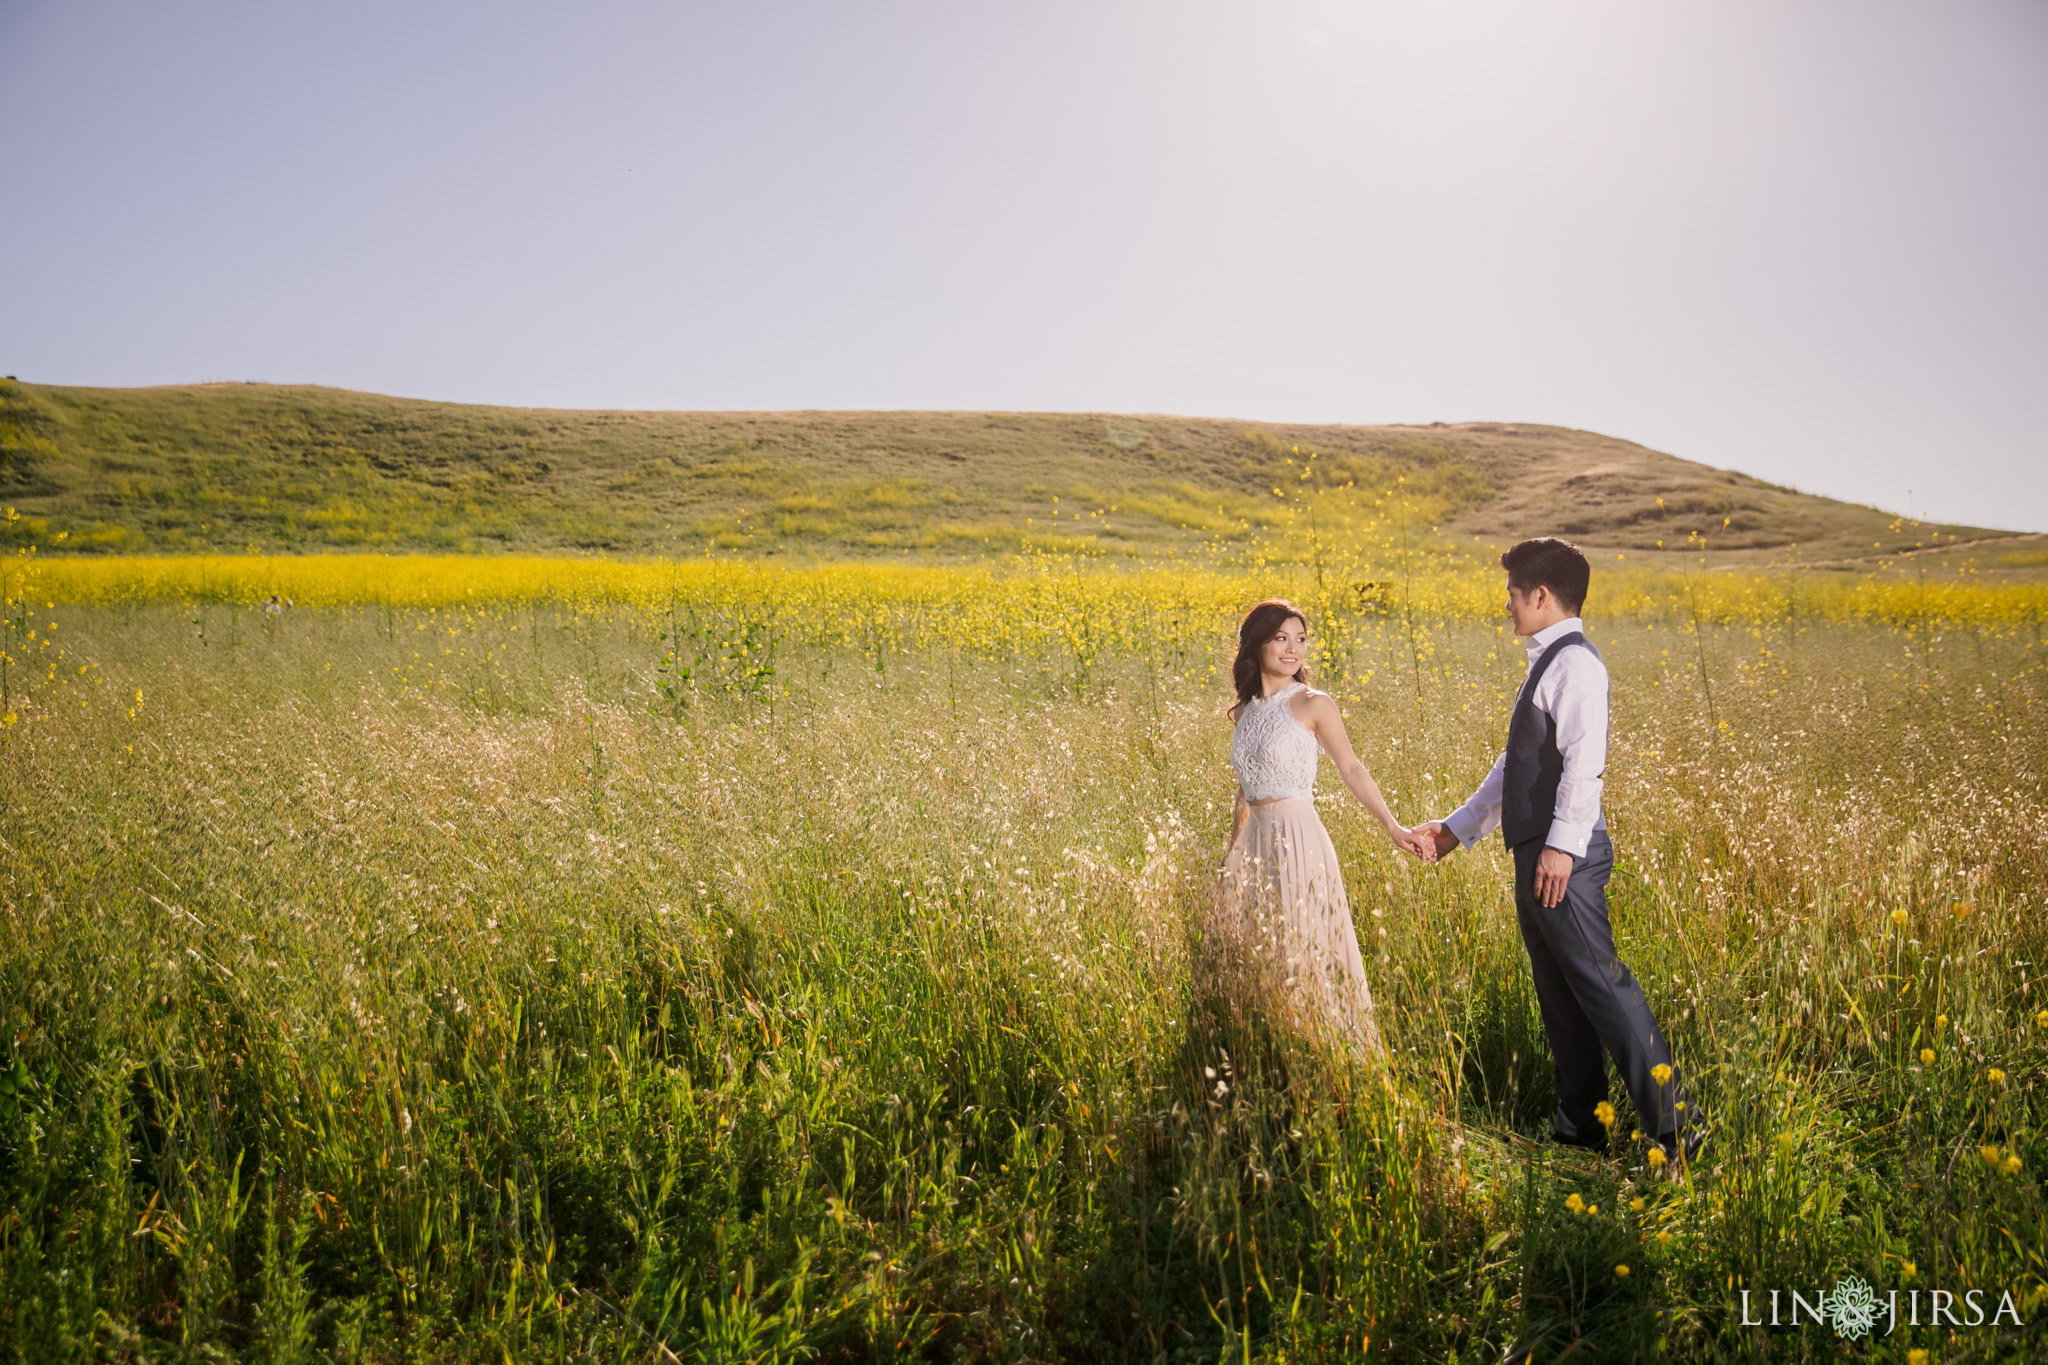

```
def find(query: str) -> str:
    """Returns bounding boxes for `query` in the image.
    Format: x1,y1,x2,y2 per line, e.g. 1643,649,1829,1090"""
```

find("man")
1416,538,1699,1168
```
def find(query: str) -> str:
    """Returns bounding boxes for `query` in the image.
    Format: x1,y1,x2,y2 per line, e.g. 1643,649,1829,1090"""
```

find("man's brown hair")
1501,537,1591,614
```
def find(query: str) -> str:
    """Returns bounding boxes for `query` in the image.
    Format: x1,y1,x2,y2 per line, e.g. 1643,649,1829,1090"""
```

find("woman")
1212,599,1426,1057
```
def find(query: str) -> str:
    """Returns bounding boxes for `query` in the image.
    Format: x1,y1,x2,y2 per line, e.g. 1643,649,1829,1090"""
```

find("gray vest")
1501,632,1606,848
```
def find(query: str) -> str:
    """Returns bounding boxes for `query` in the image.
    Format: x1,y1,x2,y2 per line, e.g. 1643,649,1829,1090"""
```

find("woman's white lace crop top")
1231,682,1323,802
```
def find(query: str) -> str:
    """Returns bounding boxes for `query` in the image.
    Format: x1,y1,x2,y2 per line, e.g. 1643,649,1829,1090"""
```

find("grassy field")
3,378,2031,571
2,554,2046,1361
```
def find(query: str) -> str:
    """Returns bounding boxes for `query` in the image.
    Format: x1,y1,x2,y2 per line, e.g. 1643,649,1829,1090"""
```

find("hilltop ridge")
0,379,2029,572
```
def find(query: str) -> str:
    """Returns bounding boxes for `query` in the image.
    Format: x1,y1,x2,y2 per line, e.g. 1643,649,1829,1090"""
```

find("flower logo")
1823,1275,1880,1340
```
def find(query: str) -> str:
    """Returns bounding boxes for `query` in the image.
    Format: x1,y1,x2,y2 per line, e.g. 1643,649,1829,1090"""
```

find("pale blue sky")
3,1,2044,531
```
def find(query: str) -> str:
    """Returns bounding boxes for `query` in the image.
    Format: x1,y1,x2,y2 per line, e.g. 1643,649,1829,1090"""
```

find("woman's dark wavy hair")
1229,599,1309,719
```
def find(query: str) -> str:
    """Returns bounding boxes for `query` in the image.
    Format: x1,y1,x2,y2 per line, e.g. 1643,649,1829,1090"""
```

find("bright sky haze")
4,0,2044,531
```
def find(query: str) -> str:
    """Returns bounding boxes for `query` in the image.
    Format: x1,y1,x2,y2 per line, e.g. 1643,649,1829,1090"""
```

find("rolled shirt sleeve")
1541,649,1608,858
1443,752,1506,848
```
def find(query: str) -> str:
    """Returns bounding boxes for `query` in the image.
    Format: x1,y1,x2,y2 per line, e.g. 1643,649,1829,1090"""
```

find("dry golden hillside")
1,379,2031,572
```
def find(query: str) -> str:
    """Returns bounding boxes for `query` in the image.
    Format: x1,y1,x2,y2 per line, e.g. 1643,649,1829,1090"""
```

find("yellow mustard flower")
1651,1063,1673,1087
1615,1264,1631,1278
1891,908,1909,927
1595,1100,1616,1129
1920,1048,1936,1065
1564,1192,1585,1213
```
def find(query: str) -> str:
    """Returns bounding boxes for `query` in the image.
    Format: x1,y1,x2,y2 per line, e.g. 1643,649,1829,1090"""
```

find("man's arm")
1540,650,1608,859
1417,752,1506,857
1529,648,1607,907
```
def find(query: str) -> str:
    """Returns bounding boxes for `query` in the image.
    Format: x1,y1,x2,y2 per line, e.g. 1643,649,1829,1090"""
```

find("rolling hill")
0,379,2032,572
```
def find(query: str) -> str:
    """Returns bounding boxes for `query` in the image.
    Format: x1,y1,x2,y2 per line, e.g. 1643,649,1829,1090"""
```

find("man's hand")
1534,846,1575,908
1412,822,1460,861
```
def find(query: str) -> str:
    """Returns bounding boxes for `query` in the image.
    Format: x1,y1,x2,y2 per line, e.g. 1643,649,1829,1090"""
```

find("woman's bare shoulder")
1289,686,1340,719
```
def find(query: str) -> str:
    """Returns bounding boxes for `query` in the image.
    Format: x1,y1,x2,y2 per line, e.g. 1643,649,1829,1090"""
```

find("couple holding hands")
1215,537,1700,1169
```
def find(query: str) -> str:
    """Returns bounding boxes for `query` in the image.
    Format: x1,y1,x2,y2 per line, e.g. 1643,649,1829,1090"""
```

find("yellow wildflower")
1630,1196,1646,1212
1595,1100,1616,1129
1953,902,1971,918
1651,1063,1673,1087
1988,1068,2006,1084
1646,1147,1667,1169
1565,1192,1585,1213
1900,1261,1915,1279
1908,1351,1928,1365
1586,1203,1599,1215
1615,1263,1631,1278
1891,908,1909,927
1936,1014,1948,1029
1920,1048,1935,1065
2006,1155,2023,1176
1982,1145,2003,1169
1655,1230,1672,1246
2036,1009,2048,1029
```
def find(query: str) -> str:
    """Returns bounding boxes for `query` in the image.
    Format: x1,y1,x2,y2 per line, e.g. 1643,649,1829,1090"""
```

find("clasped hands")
1405,821,1458,864
1400,822,1576,908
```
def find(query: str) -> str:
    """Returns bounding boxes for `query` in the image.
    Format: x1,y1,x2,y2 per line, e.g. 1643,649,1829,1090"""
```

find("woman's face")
1259,617,1307,679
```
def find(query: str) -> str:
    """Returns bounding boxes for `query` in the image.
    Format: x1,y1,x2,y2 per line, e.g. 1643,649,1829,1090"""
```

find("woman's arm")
1295,692,1432,860
1228,787,1250,849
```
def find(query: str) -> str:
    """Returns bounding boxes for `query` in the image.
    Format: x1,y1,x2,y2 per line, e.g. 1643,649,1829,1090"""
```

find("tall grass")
1,567,2045,1361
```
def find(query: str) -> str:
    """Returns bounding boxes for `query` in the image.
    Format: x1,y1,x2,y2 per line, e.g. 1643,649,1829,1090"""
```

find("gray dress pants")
1512,830,1689,1145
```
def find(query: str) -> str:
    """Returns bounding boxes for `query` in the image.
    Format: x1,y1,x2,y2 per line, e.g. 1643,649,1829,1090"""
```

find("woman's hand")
1388,823,1435,861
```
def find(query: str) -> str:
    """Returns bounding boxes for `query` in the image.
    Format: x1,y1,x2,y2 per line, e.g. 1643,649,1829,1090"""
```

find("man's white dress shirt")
1442,616,1609,858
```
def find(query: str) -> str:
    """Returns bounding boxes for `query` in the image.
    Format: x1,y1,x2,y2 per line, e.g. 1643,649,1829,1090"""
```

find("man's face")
1505,580,1548,637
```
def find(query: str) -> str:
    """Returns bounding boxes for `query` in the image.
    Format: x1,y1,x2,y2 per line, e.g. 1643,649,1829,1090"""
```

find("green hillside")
0,378,2027,568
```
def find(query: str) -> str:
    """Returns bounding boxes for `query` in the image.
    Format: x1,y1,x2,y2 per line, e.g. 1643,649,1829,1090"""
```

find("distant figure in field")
1415,538,1702,1170
1210,599,1427,1057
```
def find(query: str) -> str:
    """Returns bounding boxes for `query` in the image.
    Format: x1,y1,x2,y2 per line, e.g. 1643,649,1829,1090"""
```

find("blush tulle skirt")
1209,798,1386,1058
